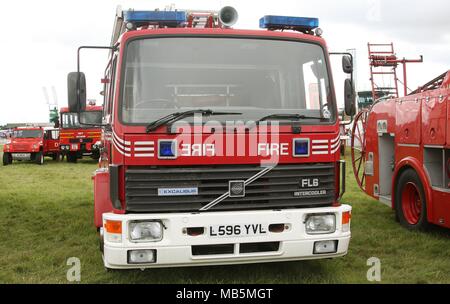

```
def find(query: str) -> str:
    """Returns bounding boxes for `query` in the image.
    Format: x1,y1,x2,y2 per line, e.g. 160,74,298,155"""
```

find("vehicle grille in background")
125,164,336,213
13,144,31,151
69,138,93,143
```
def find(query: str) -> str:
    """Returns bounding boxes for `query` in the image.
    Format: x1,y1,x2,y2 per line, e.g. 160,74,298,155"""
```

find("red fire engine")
59,105,103,162
68,6,356,269
351,44,450,230
2,126,60,165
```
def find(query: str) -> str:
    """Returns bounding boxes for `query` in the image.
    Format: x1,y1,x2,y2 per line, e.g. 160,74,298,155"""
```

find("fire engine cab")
2,126,60,165
59,105,103,162
68,6,355,269
351,71,450,230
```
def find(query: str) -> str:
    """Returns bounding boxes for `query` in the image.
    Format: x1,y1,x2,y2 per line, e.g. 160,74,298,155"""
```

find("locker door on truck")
422,90,447,146
396,97,421,144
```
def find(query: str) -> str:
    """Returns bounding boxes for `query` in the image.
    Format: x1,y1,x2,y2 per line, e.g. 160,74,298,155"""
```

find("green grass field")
0,147,449,284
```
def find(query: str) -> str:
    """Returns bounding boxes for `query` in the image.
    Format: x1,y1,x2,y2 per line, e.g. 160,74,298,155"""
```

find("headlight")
129,221,163,242
6,139,11,144
305,214,336,234
32,144,39,149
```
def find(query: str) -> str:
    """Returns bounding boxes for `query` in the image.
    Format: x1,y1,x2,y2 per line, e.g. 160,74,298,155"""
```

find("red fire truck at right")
351,43,450,230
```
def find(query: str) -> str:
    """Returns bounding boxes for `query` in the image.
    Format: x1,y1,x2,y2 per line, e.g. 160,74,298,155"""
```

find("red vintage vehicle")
68,7,356,269
59,106,103,162
2,127,60,165
351,71,450,230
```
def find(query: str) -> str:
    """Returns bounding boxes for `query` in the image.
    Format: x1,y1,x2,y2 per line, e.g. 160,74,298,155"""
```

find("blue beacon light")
259,15,319,32
159,140,177,158
124,10,187,27
293,139,310,157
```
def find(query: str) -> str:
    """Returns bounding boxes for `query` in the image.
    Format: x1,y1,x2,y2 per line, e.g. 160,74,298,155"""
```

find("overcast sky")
0,0,448,125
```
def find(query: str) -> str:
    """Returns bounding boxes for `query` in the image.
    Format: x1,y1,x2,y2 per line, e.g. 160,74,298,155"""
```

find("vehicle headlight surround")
129,221,163,242
305,213,336,235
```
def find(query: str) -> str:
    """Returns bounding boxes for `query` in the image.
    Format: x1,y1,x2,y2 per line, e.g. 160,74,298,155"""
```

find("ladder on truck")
368,43,423,100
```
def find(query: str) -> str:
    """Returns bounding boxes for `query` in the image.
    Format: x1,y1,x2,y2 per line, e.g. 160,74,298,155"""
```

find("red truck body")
352,71,450,229
2,126,59,165
59,105,102,162
71,8,355,269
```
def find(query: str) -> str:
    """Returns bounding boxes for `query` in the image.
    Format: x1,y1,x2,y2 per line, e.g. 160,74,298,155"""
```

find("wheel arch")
392,157,434,221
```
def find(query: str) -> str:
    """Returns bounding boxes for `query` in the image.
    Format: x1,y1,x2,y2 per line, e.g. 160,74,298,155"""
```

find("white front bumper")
102,205,351,269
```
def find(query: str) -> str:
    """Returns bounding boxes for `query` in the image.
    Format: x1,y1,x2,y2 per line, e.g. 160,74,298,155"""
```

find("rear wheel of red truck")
3,152,12,165
395,168,430,231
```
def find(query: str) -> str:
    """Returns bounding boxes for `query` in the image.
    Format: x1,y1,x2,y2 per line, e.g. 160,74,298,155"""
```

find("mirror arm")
329,52,356,122
76,45,116,127
329,51,354,83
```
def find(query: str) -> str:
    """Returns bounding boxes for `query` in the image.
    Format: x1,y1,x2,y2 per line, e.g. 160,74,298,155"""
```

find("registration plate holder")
12,153,31,159
209,223,268,238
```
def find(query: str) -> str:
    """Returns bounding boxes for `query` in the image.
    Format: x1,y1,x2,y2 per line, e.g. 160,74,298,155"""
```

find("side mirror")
344,79,356,116
67,72,86,113
342,55,353,74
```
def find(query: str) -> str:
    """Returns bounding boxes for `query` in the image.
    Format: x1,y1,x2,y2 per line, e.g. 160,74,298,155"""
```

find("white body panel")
102,205,351,269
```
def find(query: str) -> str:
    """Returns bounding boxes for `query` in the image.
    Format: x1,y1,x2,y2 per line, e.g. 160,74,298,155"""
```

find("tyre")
394,168,430,230
2,152,12,166
35,151,44,165
92,151,100,160
67,152,77,163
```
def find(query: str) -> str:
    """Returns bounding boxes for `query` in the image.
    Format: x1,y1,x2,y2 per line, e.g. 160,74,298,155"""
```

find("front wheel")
3,152,12,165
394,168,430,230
35,152,44,165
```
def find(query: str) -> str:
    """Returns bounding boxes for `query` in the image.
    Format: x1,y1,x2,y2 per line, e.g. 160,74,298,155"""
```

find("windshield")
13,129,42,138
121,37,334,124
61,111,102,128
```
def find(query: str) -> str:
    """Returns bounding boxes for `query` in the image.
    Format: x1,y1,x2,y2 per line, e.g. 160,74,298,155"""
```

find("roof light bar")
259,15,319,32
124,10,187,27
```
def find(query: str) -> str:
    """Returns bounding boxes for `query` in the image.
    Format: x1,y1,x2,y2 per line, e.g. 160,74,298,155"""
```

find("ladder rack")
368,42,423,100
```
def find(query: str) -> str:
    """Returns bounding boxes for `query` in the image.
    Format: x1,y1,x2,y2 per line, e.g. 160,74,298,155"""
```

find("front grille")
191,242,280,256
125,163,336,213
14,144,30,151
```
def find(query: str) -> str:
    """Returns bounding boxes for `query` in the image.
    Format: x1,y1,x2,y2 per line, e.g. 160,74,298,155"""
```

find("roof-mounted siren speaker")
219,6,238,28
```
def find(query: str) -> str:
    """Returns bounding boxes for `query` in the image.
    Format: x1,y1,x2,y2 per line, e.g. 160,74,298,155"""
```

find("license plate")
12,153,30,158
209,223,268,237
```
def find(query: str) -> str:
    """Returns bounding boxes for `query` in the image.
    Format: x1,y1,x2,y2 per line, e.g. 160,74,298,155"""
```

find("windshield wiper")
257,113,326,124
146,109,242,133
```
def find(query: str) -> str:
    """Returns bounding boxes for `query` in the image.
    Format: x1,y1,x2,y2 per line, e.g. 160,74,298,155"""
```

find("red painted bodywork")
363,70,450,228
93,27,344,227
59,106,102,154
2,127,59,160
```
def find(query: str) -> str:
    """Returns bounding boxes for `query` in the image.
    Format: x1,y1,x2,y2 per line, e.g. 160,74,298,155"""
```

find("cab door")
45,130,60,152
